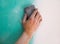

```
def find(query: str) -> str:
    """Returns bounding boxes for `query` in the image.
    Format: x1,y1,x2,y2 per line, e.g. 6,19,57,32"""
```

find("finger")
37,16,42,27
36,16,42,28
23,14,27,23
38,15,42,23
35,13,40,25
30,9,38,18
35,12,40,20
36,12,42,24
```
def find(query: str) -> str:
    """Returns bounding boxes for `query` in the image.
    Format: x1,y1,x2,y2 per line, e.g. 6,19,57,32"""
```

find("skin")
16,9,42,44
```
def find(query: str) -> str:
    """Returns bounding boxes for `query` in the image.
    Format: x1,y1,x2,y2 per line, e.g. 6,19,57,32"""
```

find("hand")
23,9,42,37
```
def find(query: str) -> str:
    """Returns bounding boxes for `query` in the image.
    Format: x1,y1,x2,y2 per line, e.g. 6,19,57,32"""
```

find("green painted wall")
0,0,34,44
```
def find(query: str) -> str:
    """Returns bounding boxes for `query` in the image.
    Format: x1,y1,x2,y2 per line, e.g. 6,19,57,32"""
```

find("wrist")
24,31,32,39
16,32,32,44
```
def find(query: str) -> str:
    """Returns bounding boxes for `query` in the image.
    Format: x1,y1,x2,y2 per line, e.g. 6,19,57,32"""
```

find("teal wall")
0,0,34,44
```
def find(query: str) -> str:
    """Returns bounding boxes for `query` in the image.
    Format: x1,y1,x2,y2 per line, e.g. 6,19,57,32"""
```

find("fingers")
23,14,27,23
30,9,38,19
23,9,42,25
34,11,42,24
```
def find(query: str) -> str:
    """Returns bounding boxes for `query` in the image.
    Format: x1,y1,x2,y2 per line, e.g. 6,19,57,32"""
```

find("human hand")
23,9,42,37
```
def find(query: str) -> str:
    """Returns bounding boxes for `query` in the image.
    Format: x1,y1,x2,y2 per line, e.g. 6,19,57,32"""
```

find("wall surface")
0,0,34,44
33,0,60,44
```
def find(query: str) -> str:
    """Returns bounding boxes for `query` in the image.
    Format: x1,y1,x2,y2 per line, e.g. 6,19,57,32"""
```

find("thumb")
23,14,28,23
